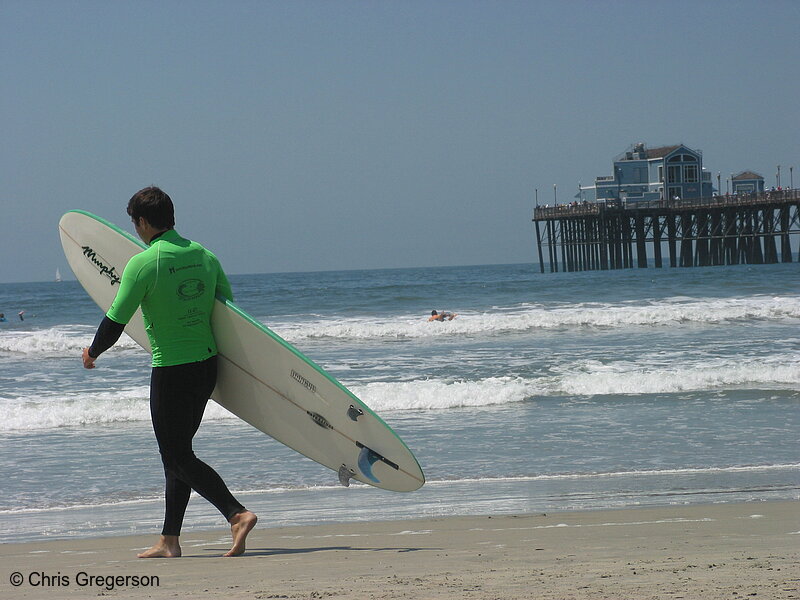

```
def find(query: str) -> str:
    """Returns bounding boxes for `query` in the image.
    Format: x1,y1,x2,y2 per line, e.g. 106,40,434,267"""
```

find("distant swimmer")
18,311,25,321
0,313,6,322
428,310,457,322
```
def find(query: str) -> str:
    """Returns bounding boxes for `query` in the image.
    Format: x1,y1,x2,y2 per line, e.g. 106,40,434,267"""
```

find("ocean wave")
557,357,800,396
0,327,139,356
1,355,796,431
0,389,236,432
352,377,544,411
353,357,800,410
425,462,800,484
2,463,796,515
0,377,531,431
271,295,800,342
4,295,799,357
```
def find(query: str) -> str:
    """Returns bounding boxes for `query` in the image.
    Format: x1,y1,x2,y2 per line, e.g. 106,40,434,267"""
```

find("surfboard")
58,210,425,492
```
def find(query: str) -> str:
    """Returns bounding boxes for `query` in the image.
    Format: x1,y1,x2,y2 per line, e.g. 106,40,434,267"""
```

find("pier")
532,190,800,273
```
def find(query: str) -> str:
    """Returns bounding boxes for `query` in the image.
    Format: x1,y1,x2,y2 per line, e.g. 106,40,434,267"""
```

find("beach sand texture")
2,501,798,599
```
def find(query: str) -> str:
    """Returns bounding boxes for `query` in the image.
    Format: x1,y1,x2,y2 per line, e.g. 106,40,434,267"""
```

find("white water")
269,294,800,341
2,353,798,431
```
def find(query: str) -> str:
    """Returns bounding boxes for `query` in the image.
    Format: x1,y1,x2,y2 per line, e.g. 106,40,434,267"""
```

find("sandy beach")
2,501,798,599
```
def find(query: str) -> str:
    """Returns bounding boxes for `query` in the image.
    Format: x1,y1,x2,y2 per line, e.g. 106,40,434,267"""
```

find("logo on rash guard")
81,246,121,286
177,279,206,300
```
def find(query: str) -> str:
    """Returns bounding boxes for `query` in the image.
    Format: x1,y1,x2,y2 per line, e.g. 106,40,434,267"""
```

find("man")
82,187,257,558
428,310,457,321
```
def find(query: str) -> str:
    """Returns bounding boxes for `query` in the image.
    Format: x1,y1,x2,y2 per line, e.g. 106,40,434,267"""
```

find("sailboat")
55,268,62,282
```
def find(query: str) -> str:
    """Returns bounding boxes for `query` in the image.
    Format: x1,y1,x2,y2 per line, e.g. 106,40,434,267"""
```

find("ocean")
1,262,798,543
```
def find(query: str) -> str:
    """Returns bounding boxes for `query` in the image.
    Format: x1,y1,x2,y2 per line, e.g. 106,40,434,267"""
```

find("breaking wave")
271,295,800,342
3,354,796,431
0,327,138,356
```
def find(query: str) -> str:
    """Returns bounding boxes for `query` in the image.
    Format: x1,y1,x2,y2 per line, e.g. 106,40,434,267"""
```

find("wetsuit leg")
149,356,245,536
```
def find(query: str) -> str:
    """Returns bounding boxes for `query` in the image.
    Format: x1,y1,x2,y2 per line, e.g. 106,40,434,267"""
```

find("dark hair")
127,186,175,229
431,310,438,316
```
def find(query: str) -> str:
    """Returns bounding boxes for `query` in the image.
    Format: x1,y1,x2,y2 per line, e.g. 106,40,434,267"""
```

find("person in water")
0,313,6,322
428,310,457,321
81,186,257,558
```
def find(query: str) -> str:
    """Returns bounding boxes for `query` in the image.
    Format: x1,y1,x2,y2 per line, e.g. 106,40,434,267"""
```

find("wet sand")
2,501,798,599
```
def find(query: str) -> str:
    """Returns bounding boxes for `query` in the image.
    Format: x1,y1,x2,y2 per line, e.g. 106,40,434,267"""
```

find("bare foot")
224,510,257,557
137,535,181,558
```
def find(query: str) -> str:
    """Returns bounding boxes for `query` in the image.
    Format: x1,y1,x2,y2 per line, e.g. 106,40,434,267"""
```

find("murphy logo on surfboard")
81,245,121,286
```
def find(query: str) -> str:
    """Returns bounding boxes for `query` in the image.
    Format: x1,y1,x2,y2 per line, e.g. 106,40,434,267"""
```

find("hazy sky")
2,0,798,283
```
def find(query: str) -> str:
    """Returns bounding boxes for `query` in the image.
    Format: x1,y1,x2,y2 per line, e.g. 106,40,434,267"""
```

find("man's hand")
82,347,97,369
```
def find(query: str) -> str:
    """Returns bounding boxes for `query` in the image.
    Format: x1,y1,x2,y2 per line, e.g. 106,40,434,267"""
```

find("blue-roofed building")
731,171,765,194
578,142,714,203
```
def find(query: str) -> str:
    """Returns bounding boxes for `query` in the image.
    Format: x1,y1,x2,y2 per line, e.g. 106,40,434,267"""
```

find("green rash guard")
105,229,233,367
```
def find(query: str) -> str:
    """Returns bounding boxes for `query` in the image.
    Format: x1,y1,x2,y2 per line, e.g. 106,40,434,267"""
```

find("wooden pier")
532,190,800,273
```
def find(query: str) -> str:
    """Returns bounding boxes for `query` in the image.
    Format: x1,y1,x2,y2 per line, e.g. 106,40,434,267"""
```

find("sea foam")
0,388,236,432
0,327,138,356
271,294,800,342
5,295,798,357
352,354,800,411
1,353,797,431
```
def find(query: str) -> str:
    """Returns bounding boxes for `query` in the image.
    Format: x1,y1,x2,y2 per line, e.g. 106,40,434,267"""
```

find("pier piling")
533,190,800,273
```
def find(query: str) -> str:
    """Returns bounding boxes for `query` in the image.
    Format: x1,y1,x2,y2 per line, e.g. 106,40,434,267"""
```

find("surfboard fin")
347,405,364,421
338,464,356,487
356,442,399,471
357,446,382,483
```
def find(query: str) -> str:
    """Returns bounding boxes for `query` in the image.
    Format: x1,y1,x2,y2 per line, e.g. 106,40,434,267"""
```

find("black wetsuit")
149,356,243,535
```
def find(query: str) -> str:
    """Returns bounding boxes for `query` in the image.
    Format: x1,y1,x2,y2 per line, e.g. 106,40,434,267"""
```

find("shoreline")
2,500,798,599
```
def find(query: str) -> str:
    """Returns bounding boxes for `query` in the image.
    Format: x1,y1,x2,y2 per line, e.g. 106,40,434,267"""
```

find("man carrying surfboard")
81,186,257,558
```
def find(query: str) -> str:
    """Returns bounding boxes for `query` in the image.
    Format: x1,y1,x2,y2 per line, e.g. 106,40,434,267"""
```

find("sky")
2,0,798,283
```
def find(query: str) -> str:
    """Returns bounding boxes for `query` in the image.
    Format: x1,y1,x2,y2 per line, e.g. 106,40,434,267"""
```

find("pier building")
578,142,713,203
533,142,799,273
732,171,766,195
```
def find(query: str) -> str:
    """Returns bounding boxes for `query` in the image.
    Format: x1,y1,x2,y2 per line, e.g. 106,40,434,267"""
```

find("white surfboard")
59,210,425,492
